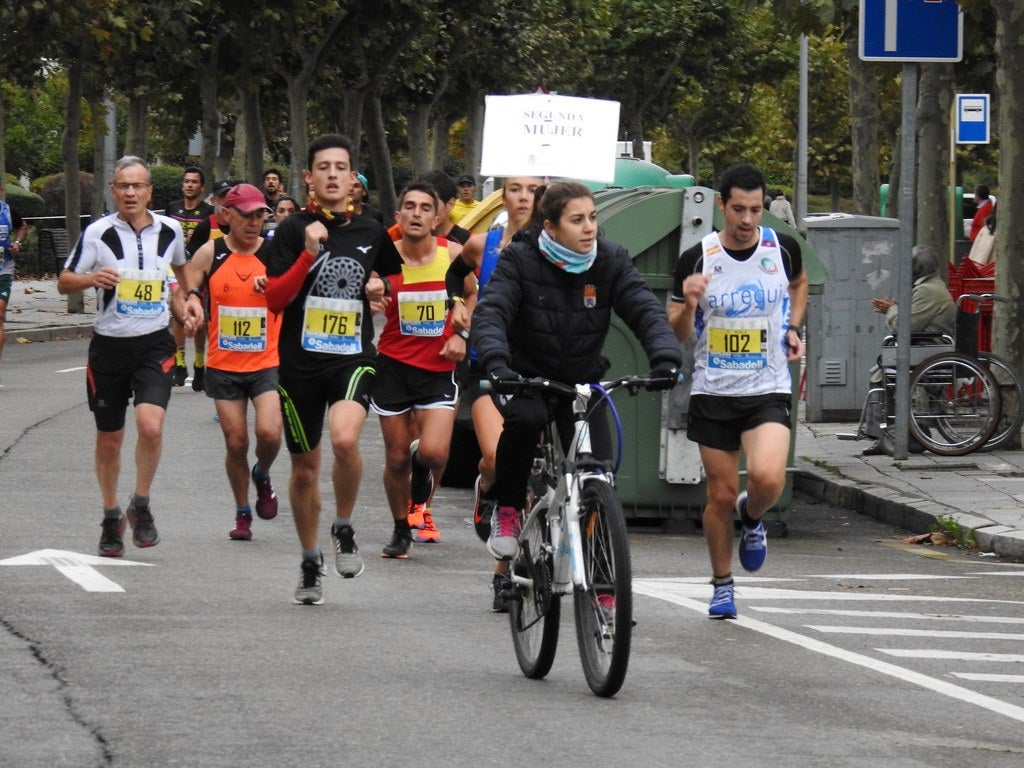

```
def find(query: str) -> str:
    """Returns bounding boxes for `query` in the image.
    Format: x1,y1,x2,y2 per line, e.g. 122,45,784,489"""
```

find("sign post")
859,0,963,459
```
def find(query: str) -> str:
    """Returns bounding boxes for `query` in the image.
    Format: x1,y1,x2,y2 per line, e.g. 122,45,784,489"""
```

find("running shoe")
708,580,737,619
473,475,494,543
98,514,126,558
487,506,521,560
191,365,206,392
406,500,427,530
251,464,278,520
331,523,365,578
491,573,512,613
229,513,252,541
173,365,187,387
381,525,413,559
413,507,440,543
126,496,159,548
597,593,616,623
409,439,434,505
736,492,767,572
293,553,325,605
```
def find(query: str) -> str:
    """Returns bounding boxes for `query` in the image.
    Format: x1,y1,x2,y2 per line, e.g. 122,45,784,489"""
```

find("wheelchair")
844,294,1022,456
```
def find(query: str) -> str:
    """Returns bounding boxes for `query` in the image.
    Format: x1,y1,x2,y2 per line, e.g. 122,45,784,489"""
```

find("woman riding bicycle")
463,181,681,560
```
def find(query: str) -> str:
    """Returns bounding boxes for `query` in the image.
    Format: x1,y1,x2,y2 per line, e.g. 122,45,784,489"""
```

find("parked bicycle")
484,372,677,697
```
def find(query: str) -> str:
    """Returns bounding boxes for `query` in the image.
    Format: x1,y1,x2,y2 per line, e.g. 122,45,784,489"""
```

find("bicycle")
485,372,677,697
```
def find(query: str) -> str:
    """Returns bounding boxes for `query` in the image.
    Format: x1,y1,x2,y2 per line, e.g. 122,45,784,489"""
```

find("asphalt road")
2,337,1024,767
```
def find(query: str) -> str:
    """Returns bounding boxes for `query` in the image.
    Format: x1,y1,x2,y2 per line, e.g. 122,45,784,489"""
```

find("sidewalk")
6,278,1024,562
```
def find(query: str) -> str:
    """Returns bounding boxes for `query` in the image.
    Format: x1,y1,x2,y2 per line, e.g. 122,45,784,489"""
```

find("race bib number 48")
116,269,166,317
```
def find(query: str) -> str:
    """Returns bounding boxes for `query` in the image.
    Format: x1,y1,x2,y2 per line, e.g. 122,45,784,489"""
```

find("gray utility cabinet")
804,214,900,422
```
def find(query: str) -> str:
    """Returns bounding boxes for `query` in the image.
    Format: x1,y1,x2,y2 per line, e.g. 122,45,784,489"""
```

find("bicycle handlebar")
479,372,684,397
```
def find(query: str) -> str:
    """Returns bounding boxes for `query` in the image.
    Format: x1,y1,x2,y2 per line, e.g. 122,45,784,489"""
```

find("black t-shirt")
187,215,230,259
266,210,402,369
165,199,215,245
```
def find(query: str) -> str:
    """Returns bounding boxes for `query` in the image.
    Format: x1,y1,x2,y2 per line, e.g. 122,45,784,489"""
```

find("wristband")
785,324,800,332
456,327,470,341
187,288,204,302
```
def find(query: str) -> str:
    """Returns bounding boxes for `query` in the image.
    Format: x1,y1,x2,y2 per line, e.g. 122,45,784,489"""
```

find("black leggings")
485,390,611,509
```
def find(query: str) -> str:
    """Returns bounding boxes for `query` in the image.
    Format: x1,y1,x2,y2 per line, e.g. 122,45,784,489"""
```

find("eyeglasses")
112,182,151,192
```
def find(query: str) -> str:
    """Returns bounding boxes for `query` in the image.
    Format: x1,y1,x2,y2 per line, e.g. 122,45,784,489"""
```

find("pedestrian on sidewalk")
57,156,187,557
668,162,809,619
0,180,29,385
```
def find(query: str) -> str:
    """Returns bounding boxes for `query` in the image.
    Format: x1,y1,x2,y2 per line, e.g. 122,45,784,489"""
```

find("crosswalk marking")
807,625,1024,641
753,607,1024,624
878,649,1024,663
952,673,1024,683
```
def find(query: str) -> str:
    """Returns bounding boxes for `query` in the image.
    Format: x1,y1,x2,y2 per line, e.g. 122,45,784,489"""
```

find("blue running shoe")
736,492,767,572
708,580,736,619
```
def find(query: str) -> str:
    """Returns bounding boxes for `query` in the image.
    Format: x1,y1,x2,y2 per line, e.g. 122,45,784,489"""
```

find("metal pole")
893,63,918,460
796,35,809,229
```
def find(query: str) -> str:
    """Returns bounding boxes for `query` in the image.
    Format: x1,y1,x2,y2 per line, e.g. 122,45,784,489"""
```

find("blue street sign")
859,0,963,62
955,94,990,144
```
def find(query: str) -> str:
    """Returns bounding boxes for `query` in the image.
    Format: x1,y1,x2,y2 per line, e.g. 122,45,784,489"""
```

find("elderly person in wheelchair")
861,245,956,456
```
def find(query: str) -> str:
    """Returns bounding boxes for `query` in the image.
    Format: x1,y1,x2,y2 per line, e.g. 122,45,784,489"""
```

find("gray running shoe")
98,515,126,557
293,554,325,605
126,496,159,548
331,523,365,578
486,506,520,560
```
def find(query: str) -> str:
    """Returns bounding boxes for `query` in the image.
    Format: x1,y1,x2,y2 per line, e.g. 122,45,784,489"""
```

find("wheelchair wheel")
908,352,1001,456
977,352,1024,451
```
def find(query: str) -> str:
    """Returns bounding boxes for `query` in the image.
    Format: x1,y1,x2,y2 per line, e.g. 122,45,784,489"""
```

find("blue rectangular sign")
956,94,990,144
859,0,963,62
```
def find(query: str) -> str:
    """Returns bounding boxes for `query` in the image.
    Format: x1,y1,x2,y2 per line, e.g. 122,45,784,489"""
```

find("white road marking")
635,578,1024,723
952,673,1024,683
56,366,86,373
879,649,1024,663
0,549,153,592
807,625,1024,641
753,607,1024,624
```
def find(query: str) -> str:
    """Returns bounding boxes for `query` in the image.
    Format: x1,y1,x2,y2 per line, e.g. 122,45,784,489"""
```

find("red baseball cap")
223,183,271,214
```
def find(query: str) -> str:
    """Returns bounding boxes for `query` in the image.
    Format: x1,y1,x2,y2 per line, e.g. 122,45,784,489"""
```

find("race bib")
302,295,363,355
706,316,769,371
398,289,447,337
218,305,267,352
116,269,166,317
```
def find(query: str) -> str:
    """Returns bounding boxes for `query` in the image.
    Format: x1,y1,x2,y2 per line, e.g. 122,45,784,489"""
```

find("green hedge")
3,183,46,219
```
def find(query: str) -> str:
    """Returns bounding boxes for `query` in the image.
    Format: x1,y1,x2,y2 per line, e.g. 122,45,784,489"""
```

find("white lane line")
879,649,1024,662
635,579,1024,724
56,366,87,373
952,673,1024,683
804,574,975,580
753,607,1024,624
808,625,1024,641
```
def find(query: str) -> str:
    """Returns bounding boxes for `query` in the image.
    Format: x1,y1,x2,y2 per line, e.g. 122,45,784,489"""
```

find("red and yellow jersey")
206,239,281,373
377,238,454,372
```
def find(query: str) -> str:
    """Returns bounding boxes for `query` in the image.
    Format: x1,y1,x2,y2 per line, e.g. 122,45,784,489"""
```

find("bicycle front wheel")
509,505,560,679
909,352,1001,456
573,479,632,698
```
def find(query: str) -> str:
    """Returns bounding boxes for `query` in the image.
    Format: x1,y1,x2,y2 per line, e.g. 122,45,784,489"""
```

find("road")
2,337,1024,767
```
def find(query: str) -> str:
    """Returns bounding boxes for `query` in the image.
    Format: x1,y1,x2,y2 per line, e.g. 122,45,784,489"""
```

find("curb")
792,468,1024,562
14,326,94,344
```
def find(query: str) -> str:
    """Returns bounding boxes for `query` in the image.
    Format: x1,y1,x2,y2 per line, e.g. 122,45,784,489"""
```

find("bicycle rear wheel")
509,505,560,679
978,352,1024,451
573,479,632,698
908,352,1000,456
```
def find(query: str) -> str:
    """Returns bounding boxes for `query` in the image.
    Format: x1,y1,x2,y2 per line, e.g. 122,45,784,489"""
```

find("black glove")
647,362,680,391
488,365,522,385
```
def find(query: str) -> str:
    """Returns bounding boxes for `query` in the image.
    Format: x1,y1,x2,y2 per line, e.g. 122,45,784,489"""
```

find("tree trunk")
629,110,644,163
408,103,431,178
240,88,264,185
63,52,84,312
124,93,148,159
365,87,396,225
915,63,954,262
888,124,902,220
0,90,6,182
199,54,220,196
286,79,310,202
88,90,107,219
993,4,1024,385
463,92,485,181
846,35,881,215
341,88,365,164
431,112,451,172
687,135,701,181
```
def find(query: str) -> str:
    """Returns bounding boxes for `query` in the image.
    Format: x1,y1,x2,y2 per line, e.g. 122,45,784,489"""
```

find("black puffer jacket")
472,228,681,383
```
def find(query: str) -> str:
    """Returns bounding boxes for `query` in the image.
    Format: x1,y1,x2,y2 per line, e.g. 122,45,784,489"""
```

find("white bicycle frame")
513,383,615,597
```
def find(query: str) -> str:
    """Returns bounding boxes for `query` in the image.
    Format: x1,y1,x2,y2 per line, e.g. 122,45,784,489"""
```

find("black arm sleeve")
445,254,475,298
